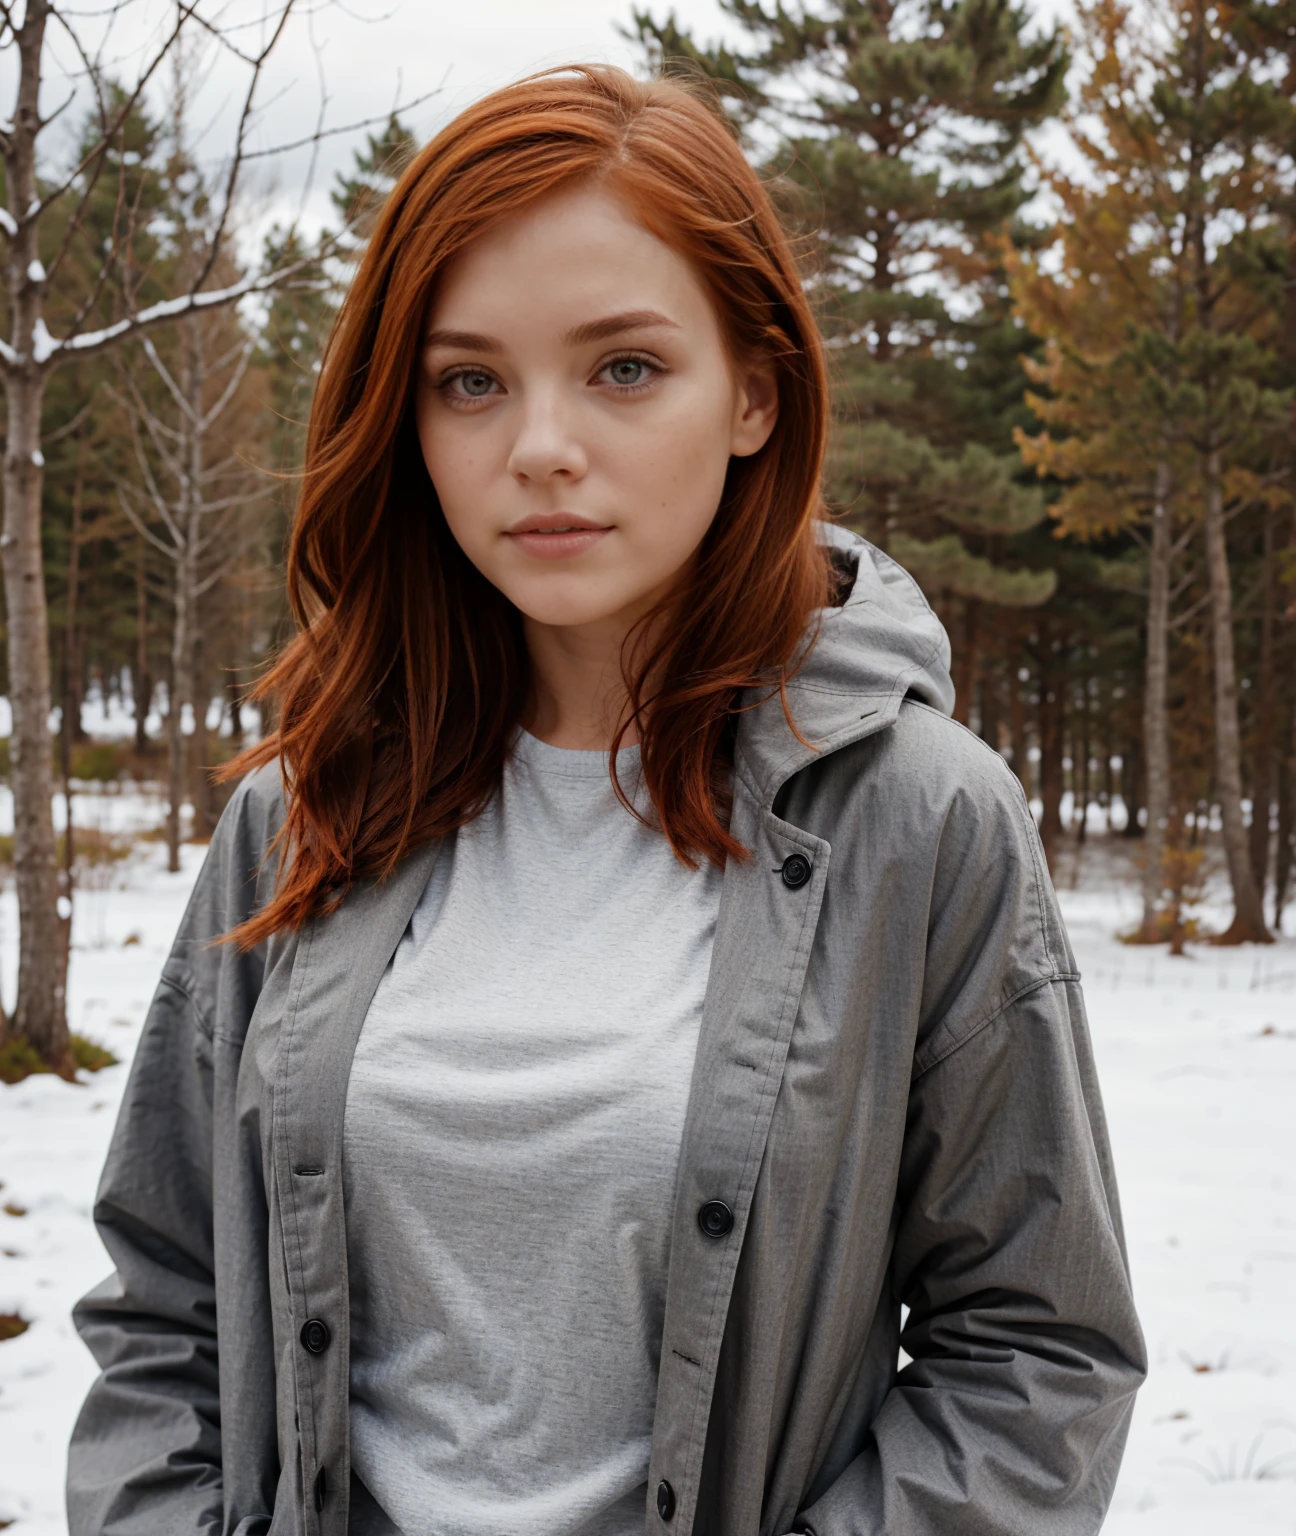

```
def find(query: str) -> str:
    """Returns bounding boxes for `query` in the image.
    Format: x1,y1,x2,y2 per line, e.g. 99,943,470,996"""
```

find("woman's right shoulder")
189,758,292,939
228,757,289,844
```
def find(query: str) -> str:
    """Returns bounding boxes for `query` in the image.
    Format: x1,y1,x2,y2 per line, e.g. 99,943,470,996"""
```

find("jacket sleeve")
800,746,1147,1536
65,767,284,1536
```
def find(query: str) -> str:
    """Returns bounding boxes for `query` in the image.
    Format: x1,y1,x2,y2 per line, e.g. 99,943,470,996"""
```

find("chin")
514,599,637,630
505,579,648,631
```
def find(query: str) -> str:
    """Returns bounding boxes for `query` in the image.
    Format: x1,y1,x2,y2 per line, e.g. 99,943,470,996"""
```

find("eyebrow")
565,309,680,346
423,309,680,352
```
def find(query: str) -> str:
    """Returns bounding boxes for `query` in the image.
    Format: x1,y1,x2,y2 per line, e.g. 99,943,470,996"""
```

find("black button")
698,1199,734,1238
314,1465,327,1511
780,853,812,889
300,1318,331,1354
656,1479,676,1521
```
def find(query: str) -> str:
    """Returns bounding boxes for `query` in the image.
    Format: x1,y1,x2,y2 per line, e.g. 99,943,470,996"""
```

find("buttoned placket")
272,842,443,1536
644,763,831,1536
269,743,840,1536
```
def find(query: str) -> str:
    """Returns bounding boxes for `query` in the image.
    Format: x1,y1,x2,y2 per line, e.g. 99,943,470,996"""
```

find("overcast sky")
9,0,1073,251
269,0,739,222
15,0,741,241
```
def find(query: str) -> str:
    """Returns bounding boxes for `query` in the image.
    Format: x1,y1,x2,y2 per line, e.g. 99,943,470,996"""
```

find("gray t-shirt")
342,729,723,1536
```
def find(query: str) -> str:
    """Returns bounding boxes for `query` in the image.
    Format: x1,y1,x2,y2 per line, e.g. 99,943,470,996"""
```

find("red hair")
224,64,831,946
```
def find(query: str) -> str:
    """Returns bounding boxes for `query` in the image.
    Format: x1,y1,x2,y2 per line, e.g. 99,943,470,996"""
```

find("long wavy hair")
222,64,832,947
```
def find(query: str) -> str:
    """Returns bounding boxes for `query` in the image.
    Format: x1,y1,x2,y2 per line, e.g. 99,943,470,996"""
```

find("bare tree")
116,318,264,873
0,2,431,1068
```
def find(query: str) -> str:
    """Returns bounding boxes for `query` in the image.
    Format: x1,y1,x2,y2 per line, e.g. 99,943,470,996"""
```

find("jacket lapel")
647,760,831,1536
271,838,442,1536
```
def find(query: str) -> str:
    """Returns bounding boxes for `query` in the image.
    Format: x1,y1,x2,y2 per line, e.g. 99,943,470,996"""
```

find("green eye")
458,371,495,397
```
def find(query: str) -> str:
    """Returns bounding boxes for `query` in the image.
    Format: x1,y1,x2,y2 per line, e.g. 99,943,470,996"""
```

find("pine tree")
1012,0,1291,943
631,0,1066,725
331,114,420,248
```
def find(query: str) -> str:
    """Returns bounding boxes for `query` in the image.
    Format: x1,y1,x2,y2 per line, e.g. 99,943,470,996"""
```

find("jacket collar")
735,525,955,807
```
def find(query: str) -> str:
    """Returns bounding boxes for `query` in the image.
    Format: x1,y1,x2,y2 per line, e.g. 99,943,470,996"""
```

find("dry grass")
0,1032,119,1085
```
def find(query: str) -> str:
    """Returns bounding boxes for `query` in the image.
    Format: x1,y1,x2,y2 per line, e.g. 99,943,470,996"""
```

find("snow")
49,264,307,362
6,262,304,369
0,821,1293,1534
26,262,44,284
0,207,15,238
0,674,263,745
29,319,56,366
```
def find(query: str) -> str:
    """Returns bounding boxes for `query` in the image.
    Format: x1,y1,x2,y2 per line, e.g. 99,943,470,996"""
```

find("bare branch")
29,2,202,227
43,398,96,446
120,448,184,547
240,85,443,161
140,337,199,426
40,10,121,280
194,485,267,514
38,262,317,366
108,376,190,536
191,1,298,295
117,488,183,559
199,340,255,432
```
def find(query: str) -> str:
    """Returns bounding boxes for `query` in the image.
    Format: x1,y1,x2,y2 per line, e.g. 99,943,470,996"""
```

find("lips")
505,511,612,560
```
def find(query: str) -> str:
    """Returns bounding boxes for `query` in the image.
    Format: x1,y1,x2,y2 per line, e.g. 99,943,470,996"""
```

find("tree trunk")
1076,678,1091,844
1202,445,1271,942
134,535,152,753
1,1,70,1068
1276,697,1294,932
166,551,193,874
57,450,84,1003
1009,652,1028,789
1122,737,1144,838
166,319,207,873
190,629,214,837
1037,625,1065,874
227,671,244,743
3,369,67,1065
1248,505,1276,899
1139,460,1173,938
951,598,979,728
980,656,1000,752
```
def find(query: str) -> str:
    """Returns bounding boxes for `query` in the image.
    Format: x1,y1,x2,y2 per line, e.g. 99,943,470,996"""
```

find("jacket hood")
737,524,954,803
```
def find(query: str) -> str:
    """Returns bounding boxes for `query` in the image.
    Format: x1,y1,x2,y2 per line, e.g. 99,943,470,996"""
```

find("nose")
506,386,588,486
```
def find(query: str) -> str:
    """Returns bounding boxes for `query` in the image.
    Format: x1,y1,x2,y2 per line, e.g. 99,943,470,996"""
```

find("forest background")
1,0,1294,1074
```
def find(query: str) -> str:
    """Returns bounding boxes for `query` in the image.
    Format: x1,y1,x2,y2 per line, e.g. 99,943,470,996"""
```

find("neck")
521,613,641,751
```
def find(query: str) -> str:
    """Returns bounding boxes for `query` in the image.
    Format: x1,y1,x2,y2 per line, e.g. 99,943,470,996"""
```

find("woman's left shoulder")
813,696,1042,866
805,697,1075,1042
889,699,1035,820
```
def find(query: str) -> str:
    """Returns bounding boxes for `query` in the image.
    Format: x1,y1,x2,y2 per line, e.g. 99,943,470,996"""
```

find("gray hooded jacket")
66,528,1146,1536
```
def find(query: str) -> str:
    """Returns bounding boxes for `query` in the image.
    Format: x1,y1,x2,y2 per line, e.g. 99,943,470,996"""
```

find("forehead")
426,183,717,335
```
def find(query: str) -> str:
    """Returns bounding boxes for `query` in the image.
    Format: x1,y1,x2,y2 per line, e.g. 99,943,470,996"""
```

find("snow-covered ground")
0,814,1293,1534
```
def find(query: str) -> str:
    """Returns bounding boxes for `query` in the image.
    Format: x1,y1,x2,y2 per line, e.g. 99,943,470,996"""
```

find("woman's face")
414,184,777,636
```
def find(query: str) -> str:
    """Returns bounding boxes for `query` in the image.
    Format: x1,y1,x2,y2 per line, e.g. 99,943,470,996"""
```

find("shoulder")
791,700,1076,1062
173,758,289,952
888,700,1037,840
212,758,287,871
805,697,1039,860
225,756,288,832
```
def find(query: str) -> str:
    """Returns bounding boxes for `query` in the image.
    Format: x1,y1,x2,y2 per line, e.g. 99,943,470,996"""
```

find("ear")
729,360,779,458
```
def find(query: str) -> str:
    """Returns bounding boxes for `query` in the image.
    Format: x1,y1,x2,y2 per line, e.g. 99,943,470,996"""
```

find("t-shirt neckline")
511,725,641,780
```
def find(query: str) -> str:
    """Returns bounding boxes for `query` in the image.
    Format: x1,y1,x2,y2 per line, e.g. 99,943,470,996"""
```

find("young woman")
66,65,1144,1536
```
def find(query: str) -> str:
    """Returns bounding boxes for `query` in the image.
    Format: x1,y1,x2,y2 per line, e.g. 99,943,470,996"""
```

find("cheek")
612,392,734,550
416,405,487,545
